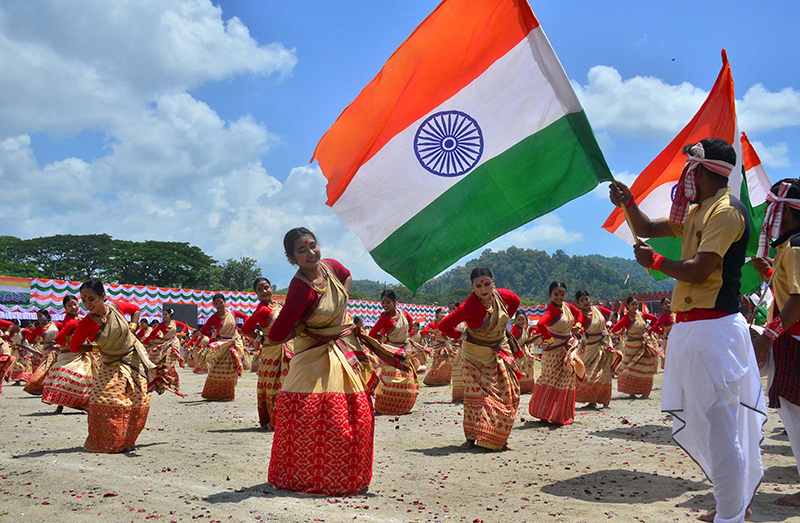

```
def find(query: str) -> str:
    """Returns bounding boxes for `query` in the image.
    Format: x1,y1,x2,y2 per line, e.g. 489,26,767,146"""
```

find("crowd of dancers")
4,137,800,523
0,228,677,477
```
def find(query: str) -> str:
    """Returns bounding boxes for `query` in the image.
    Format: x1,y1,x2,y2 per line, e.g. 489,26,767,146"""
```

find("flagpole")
614,180,652,276
748,273,775,326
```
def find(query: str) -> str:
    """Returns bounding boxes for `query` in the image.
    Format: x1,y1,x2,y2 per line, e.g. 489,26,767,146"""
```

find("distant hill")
350,247,673,305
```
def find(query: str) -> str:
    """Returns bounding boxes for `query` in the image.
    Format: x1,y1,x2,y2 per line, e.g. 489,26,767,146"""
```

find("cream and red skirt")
257,343,292,429
461,342,520,450
423,341,453,386
41,351,95,409
269,342,373,495
616,337,658,396
24,349,59,395
529,345,579,426
85,363,151,453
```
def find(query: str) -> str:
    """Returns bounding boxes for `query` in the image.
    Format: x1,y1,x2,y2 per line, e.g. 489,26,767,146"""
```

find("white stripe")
331,27,582,251
745,163,771,206
612,183,675,246
612,124,744,246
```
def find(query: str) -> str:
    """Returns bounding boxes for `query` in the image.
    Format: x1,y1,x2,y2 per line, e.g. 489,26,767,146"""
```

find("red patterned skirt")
518,356,535,394
202,349,240,400
41,352,95,409
269,390,374,495
461,344,520,450
23,350,58,395
9,349,32,382
85,363,151,453
241,348,252,371
257,344,291,428
192,346,210,374
616,339,657,396
374,364,419,415
0,354,15,394
423,342,453,386
528,348,577,426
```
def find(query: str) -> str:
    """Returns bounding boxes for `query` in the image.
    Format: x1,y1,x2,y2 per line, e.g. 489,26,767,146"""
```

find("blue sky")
1,1,798,290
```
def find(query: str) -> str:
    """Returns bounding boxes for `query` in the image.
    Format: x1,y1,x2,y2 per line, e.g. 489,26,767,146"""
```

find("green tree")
109,241,217,288
23,234,113,280
0,236,44,277
218,257,261,292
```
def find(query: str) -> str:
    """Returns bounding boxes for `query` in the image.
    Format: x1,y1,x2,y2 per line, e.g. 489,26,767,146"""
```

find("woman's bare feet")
775,491,800,506
54,406,64,414
460,440,475,450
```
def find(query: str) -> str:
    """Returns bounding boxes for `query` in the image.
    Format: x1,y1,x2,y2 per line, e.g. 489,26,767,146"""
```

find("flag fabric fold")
314,0,612,291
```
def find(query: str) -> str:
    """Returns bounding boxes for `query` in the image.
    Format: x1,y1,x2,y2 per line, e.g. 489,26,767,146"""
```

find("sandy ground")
1,366,799,523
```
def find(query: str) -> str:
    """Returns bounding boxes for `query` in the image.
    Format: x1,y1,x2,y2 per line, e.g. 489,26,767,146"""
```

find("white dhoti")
662,313,766,523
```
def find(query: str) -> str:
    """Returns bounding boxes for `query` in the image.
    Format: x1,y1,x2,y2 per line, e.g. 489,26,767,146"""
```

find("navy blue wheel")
413,110,483,177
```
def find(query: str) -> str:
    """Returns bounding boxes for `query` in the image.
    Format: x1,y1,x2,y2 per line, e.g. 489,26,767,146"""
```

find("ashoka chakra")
413,110,484,177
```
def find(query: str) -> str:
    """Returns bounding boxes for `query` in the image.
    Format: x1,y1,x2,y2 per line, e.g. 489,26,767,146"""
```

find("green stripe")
370,110,612,291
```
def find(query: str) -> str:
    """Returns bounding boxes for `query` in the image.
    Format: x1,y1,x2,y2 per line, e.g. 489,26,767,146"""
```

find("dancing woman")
200,295,247,401
8,321,33,385
69,280,156,453
422,309,454,386
266,227,406,495
528,281,586,426
144,308,184,391
510,310,536,394
0,319,19,394
135,319,152,342
573,290,617,409
438,268,522,451
241,277,293,429
42,295,94,412
612,296,659,399
369,289,420,415
23,310,61,395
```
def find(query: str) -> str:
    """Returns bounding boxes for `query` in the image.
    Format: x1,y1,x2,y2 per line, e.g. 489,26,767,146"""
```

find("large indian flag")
313,0,612,291
602,51,772,294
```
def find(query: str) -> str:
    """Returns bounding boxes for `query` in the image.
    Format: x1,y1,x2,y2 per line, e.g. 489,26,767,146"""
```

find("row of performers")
0,226,676,497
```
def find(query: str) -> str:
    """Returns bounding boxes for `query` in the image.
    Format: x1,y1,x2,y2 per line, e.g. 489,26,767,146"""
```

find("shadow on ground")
11,442,167,458
207,427,266,434
540,468,707,503
203,483,376,504
764,465,800,485
405,444,484,456
590,424,676,446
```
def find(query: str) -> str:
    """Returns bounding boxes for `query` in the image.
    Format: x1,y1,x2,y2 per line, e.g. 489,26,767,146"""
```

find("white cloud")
739,85,800,134
573,66,800,140
572,66,708,140
0,0,296,139
750,140,790,169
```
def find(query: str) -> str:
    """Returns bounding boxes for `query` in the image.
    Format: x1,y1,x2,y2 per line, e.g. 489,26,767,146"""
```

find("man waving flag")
602,50,772,295
313,0,612,291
